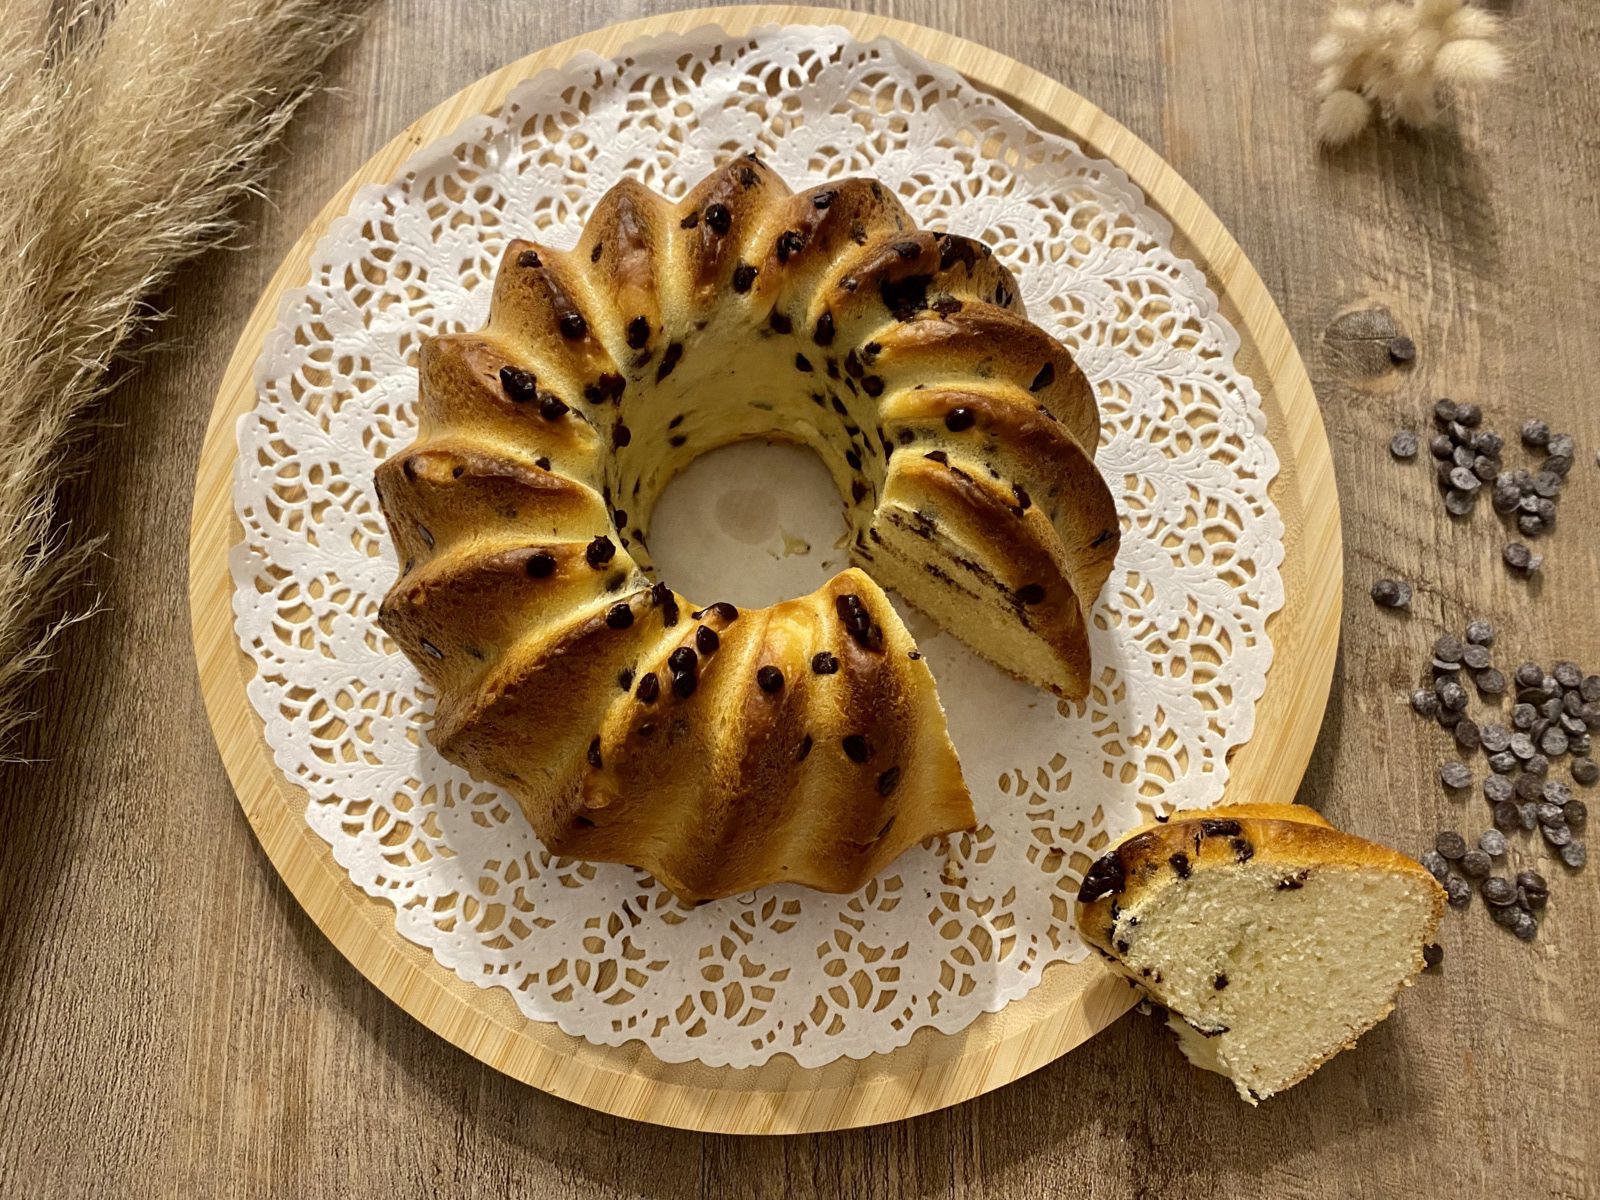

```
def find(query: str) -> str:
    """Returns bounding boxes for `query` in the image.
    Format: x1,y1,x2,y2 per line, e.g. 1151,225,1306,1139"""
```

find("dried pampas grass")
0,0,363,756
1313,0,1507,146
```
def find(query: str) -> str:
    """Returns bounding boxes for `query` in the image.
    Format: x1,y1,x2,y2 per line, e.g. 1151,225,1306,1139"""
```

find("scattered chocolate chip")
695,625,719,654
538,393,568,420
1573,758,1599,785
1387,335,1416,363
1440,761,1472,790
558,312,587,340
1480,876,1517,906
1475,668,1506,696
1445,876,1472,907
1559,840,1587,869
605,602,634,629
1454,719,1482,751
1371,578,1411,608
1412,689,1440,717
1462,644,1492,671
1435,831,1467,859
811,651,839,675
1492,800,1519,831
1521,419,1551,448
585,536,615,568
757,665,785,693
1459,849,1492,879
1422,943,1444,970
1484,775,1514,805
1390,430,1419,459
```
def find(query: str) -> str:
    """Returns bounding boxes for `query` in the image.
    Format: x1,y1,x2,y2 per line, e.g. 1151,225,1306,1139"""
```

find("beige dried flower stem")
0,0,364,757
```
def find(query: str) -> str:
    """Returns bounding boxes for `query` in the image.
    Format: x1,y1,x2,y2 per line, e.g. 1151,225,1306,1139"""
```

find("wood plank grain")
2,0,1596,1194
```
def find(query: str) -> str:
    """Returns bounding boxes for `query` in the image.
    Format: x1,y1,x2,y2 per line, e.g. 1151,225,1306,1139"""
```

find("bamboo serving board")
187,5,1341,1135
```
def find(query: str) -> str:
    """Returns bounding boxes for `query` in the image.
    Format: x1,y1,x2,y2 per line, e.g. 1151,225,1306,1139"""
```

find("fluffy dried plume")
0,0,364,757
1312,0,1506,146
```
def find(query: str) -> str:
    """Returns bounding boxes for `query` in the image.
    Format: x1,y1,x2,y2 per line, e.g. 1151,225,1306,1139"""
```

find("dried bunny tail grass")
1317,88,1375,146
0,0,364,757
1434,38,1507,86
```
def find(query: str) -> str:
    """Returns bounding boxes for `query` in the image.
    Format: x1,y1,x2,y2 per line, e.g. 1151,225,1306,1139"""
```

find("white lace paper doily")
231,24,1285,1068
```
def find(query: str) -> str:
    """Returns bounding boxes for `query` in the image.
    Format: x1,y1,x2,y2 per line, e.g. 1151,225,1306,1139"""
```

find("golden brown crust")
376,159,1116,901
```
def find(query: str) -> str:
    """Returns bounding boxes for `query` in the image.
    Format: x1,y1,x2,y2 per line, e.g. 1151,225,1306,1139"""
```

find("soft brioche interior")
1111,861,1438,1101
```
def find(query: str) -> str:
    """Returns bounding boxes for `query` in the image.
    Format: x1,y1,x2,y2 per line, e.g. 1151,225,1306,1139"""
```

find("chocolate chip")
1518,802,1540,830
1541,727,1570,757
1387,335,1416,363
814,312,835,346
1445,876,1472,908
538,394,568,421
705,204,731,234
558,312,587,340
796,734,813,762
1574,758,1599,785
1521,418,1551,448
877,766,901,796
585,536,615,568
1454,719,1481,751
1488,751,1517,774
1566,800,1588,831
1559,840,1587,869
775,229,805,262
809,651,841,676
1484,775,1514,806
626,316,650,349
585,736,603,768
811,189,836,209
1012,485,1032,512
695,625,719,654
1462,644,1492,671
516,249,542,268
525,551,556,578
1017,583,1046,605
1481,876,1517,906
1475,668,1506,696
1543,823,1573,848
1435,830,1467,859
1422,943,1444,969
679,212,699,230
1030,362,1056,393
635,672,660,703
706,602,739,623
1480,724,1512,754
1431,433,1455,459
756,665,785,693
656,341,683,382
498,365,538,402
794,353,813,372
613,423,632,448
1459,849,1492,879
1432,635,1463,664
1169,852,1193,879
732,263,757,292
1077,853,1126,903
617,667,635,691
1440,761,1472,790
605,602,634,629
1371,578,1410,608
1412,689,1440,717
1386,429,1419,459
1492,801,1519,831
862,375,884,397
842,734,874,763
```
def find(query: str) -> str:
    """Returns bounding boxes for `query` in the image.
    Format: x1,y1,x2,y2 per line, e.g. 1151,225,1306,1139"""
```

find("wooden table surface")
3,1,1597,1196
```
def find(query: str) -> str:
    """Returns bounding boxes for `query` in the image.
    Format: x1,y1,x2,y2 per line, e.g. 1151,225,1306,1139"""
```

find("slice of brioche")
1075,804,1445,1103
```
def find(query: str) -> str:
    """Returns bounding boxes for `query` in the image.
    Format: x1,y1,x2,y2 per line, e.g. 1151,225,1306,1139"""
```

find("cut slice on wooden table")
1074,803,1445,1103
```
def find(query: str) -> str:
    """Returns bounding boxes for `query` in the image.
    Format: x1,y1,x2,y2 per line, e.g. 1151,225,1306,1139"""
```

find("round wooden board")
188,5,1341,1135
